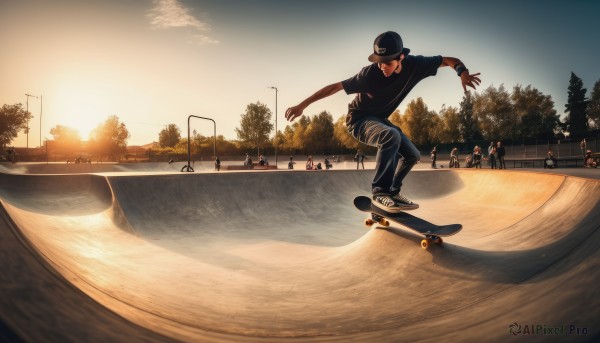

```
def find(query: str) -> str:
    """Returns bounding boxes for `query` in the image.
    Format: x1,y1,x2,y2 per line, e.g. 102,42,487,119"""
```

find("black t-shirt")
342,54,442,125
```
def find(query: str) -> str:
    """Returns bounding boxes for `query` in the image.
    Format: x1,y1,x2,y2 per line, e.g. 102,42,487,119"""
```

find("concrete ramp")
0,169,599,342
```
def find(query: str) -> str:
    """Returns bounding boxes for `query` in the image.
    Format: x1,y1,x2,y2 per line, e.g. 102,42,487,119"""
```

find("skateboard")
353,196,462,249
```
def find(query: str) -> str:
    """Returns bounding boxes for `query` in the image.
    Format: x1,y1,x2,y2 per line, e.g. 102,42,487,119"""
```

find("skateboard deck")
353,196,462,249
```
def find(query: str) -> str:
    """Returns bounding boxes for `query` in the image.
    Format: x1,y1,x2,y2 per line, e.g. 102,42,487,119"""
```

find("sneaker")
372,195,403,213
392,193,419,210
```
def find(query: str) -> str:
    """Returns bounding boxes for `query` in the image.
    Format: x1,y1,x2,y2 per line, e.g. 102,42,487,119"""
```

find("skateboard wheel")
421,239,430,249
364,218,374,227
433,237,443,245
379,219,390,226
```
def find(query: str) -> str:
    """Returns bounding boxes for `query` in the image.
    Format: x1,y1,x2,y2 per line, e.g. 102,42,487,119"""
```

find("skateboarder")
285,31,481,213
430,146,438,169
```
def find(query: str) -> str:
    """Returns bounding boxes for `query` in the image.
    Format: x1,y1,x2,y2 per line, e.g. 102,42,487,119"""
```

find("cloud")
147,0,218,44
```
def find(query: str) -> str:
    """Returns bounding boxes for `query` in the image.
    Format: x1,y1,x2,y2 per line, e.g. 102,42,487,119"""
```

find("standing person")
496,141,506,169
215,156,221,171
325,156,333,170
288,155,296,169
488,142,497,169
581,139,587,165
355,149,366,169
285,31,481,212
449,147,460,168
430,146,438,169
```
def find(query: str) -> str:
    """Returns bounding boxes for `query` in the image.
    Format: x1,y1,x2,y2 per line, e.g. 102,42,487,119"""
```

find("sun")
51,82,114,140
55,104,106,140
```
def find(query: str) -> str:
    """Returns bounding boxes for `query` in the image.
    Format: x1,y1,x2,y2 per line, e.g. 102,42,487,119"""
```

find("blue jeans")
348,116,420,195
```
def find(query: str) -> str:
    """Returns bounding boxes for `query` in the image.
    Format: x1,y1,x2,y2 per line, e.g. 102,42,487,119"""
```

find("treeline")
159,73,600,157
2,73,599,160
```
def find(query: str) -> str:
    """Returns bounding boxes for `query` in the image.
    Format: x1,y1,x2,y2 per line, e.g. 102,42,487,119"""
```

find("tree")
587,79,600,130
280,125,297,154
473,85,514,141
304,111,336,154
458,91,482,144
88,115,130,161
388,109,402,127
392,98,438,146
512,85,560,140
49,125,81,157
235,102,273,157
159,124,181,148
436,105,462,143
563,72,588,138
215,134,238,156
292,115,311,153
333,115,359,151
272,129,285,156
0,103,31,149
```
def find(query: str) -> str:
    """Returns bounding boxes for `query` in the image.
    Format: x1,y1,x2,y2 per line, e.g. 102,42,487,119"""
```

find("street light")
268,86,278,167
39,94,43,148
25,93,38,151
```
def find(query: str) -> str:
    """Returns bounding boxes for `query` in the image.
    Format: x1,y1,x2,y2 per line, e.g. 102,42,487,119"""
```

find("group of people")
67,156,92,164
487,141,506,169
304,155,333,170
465,146,483,168
582,139,598,168
2,147,16,163
431,141,507,169
584,149,598,168
242,153,270,169
538,148,598,169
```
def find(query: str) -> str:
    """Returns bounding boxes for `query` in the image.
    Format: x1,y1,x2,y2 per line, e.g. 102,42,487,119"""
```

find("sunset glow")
2,0,599,147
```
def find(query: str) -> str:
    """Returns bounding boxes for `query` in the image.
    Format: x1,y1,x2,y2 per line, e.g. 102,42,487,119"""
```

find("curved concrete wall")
0,169,598,342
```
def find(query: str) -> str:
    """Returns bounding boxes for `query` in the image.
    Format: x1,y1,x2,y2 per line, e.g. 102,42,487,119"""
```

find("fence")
430,137,600,159
5,137,600,164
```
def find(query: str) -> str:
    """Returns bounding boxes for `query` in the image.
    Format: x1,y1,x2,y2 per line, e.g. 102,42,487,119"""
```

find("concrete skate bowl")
0,161,212,174
0,169,599,342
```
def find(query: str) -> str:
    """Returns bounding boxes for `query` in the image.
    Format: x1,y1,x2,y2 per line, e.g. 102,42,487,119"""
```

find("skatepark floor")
0,165,599,342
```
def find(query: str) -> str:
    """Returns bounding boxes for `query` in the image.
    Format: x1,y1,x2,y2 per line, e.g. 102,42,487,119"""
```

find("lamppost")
39,94,43,148
268,86,278,167
25,93,38,151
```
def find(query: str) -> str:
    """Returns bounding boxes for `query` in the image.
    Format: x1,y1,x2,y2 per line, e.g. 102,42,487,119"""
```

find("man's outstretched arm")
285,82,344,122
440,56,481,92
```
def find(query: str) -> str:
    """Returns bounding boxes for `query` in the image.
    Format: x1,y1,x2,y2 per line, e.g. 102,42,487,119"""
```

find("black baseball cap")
368,31,406,63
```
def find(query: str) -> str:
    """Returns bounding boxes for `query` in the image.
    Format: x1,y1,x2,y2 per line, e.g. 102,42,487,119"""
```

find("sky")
1,0,599,147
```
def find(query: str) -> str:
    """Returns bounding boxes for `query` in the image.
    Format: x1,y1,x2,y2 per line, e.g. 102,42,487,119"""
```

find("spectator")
449,147,459,168
325,156,333,170
355,149,366,169
544,150,557,169
244,153,253,168
215,156,221,171
306,155,316,170
496,141,506,169
585,150,598,168
288,156,296,169
465,152,473,168
430,146,438,169
472,146,482,168
259,155,268,166
488,141,497,169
